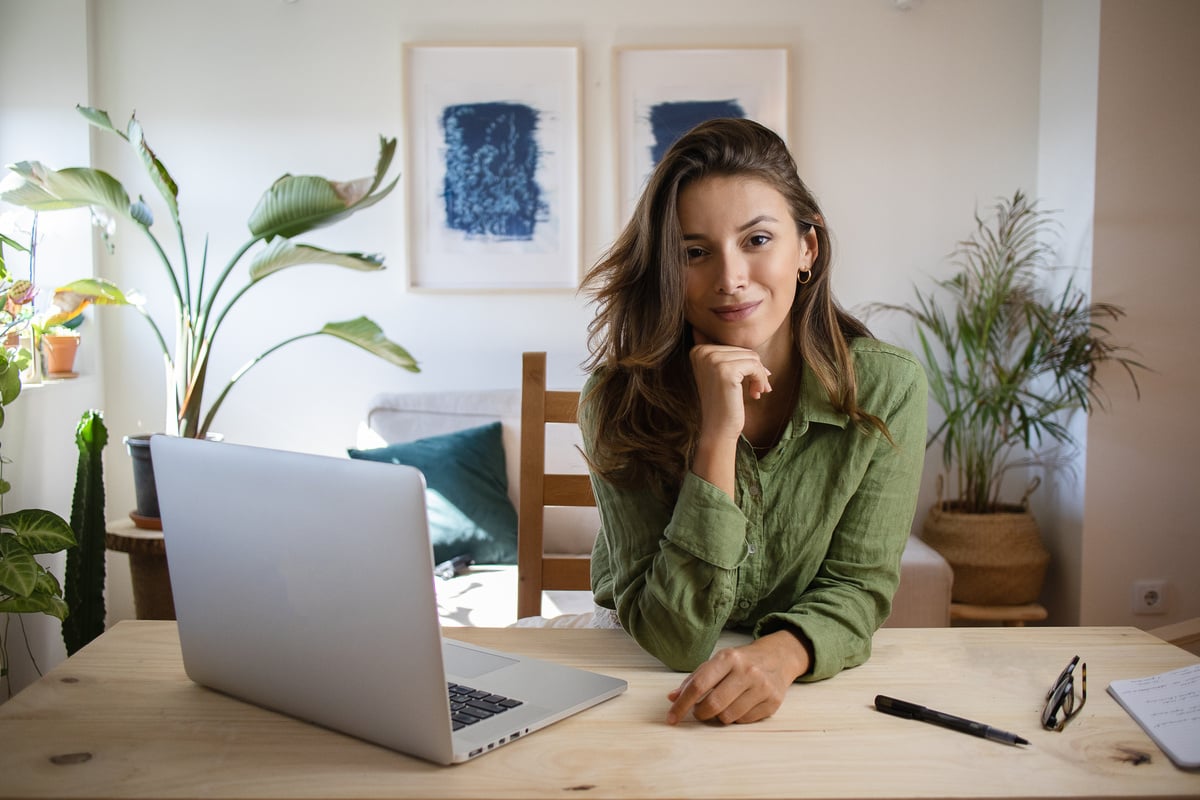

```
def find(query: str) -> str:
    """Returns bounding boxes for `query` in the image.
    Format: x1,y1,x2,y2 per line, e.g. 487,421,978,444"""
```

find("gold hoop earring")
797,267,812,285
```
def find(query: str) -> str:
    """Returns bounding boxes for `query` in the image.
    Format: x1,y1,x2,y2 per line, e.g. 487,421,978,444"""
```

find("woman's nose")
714,251,748,294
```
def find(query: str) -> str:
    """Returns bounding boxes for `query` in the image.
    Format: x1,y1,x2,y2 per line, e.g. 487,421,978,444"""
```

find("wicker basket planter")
921,501,1050,605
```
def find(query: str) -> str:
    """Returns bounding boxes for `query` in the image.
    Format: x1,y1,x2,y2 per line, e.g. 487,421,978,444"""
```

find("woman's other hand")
664,630,812,725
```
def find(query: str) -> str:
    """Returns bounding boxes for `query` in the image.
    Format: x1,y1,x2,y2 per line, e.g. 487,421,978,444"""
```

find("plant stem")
197,332,315,437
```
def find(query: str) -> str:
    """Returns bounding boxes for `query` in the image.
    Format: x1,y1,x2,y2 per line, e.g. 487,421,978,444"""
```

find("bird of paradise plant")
0,105,418,438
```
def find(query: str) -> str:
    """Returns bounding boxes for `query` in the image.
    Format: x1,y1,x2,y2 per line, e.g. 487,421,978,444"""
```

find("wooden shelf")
951,602,1048,627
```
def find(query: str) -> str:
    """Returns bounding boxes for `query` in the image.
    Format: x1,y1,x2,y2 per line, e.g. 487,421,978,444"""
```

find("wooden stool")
106,519,175,620
950,602,1048,627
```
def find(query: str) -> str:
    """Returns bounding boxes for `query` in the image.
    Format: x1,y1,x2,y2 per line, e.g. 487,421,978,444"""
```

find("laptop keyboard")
448,682,524,731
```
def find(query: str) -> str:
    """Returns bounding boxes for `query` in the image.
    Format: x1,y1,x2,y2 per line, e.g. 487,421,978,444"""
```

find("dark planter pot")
124,433,161,519
124,432,225,523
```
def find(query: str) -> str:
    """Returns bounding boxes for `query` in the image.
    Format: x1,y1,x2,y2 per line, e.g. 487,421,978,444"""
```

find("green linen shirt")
584,338,928,681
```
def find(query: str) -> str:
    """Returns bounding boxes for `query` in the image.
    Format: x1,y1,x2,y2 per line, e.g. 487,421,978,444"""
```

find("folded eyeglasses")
1042,655,1087,731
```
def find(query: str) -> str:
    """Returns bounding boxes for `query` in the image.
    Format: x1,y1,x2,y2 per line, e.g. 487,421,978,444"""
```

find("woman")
579,118,927,725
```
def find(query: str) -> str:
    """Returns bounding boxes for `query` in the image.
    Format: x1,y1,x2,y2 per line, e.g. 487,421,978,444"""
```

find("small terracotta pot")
42,334,80,376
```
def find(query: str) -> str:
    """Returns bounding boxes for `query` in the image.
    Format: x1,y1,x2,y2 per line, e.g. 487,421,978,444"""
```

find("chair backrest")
517,352,595,619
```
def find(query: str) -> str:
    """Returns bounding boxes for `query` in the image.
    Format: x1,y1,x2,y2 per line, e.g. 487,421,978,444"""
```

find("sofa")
359,388,953,629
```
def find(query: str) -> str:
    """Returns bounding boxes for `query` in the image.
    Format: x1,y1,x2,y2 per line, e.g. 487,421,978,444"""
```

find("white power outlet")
1132,579,1169,615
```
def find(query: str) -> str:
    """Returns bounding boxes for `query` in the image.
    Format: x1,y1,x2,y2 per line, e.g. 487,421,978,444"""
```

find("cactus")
62,410,108,656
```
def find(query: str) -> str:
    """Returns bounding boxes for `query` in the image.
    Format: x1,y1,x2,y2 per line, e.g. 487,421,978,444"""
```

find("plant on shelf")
871,190,1144,604
1,230,35,357
0,105,419,440
38,322,81,378
0,345,76,697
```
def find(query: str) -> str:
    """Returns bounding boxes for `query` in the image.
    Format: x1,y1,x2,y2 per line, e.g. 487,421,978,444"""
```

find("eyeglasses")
1042,655,1087,731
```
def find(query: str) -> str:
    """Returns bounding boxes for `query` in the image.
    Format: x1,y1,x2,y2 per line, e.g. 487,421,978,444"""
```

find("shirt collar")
788,361,849,435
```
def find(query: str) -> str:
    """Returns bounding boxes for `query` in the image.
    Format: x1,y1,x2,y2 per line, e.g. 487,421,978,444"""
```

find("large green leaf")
0,355,20,405
0,535,39,597
247,241,384,282
0,509,76,554
0,587,69,620
41,278,139,328
319,317,419,371
77,105,121,135
55,277,138,306
1,162,138,222
127,116,180,221
246,136,398,240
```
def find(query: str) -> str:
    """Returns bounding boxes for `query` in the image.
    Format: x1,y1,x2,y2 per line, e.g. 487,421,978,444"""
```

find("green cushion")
347,422,517,564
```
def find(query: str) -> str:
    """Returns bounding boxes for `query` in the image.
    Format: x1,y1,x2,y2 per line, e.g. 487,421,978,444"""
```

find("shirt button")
739,600,751,609
748,485,761,497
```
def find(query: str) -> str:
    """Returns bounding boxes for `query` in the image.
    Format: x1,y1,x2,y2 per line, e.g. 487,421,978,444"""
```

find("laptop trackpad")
444,642,519,678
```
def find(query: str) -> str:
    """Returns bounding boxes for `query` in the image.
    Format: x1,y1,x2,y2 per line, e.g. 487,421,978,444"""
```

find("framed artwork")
404,44,581,291
615,47,790,223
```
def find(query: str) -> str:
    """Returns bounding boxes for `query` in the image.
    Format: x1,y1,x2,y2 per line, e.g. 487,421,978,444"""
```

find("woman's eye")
748,234,771,247
685,247,707,261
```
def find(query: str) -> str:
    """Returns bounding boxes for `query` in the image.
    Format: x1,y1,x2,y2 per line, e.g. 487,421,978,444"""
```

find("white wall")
1032,0,1100,624
1082,0,1200,627
0,0,101,697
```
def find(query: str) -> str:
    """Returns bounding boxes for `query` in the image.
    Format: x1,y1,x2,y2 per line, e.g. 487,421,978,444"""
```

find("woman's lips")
712,301,761,322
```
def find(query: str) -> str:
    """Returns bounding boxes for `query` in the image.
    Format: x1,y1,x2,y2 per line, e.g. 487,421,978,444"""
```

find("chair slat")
545,391,579,423
543,474,594,506
542,556,591,591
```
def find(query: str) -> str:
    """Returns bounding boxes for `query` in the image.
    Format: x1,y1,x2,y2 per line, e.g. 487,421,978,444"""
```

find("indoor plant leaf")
0,535,40,597
247,241,384,282
0,162,143,223
0,509,78,555
246,136,398,240
318,317,419,371
0,587,69,620
126,117,180,220
40,278,140,328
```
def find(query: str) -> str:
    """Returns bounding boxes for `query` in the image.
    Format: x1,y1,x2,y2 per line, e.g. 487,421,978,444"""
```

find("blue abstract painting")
440,101,547,241
648,99,746,165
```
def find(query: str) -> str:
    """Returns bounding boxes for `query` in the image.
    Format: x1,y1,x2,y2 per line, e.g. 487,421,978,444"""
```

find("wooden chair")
517,352,595,619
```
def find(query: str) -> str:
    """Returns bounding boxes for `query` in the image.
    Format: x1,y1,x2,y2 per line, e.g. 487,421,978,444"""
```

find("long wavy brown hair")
581,118,886,497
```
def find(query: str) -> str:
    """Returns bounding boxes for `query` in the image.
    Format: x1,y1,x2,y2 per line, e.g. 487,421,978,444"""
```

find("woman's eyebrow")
682,214,780,241
738,214,779,231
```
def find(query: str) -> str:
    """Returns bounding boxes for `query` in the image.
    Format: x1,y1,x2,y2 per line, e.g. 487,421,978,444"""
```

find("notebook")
1107,663,1200,769
150,435,626,765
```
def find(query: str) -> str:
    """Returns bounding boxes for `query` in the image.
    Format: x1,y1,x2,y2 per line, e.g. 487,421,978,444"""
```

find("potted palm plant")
872,191,1143,605
0,106,419,519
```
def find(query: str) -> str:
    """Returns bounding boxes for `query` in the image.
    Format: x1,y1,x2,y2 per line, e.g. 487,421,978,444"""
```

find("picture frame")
614,46,790,223
403,44,581,291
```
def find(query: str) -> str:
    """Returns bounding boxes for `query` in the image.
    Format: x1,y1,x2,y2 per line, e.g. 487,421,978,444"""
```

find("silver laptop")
151,435,626,765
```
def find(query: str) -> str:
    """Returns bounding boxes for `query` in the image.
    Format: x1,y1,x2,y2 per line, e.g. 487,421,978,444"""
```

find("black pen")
874,695,1029,746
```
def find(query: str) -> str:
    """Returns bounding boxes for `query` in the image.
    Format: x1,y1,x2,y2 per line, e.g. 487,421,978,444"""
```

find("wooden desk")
1,622,1197,799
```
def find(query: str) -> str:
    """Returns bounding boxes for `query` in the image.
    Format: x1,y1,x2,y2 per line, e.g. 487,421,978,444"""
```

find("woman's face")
678,174,817,358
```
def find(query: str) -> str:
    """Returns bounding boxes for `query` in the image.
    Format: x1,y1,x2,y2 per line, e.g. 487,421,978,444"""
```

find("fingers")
665,640,798,726
665,664,724,725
